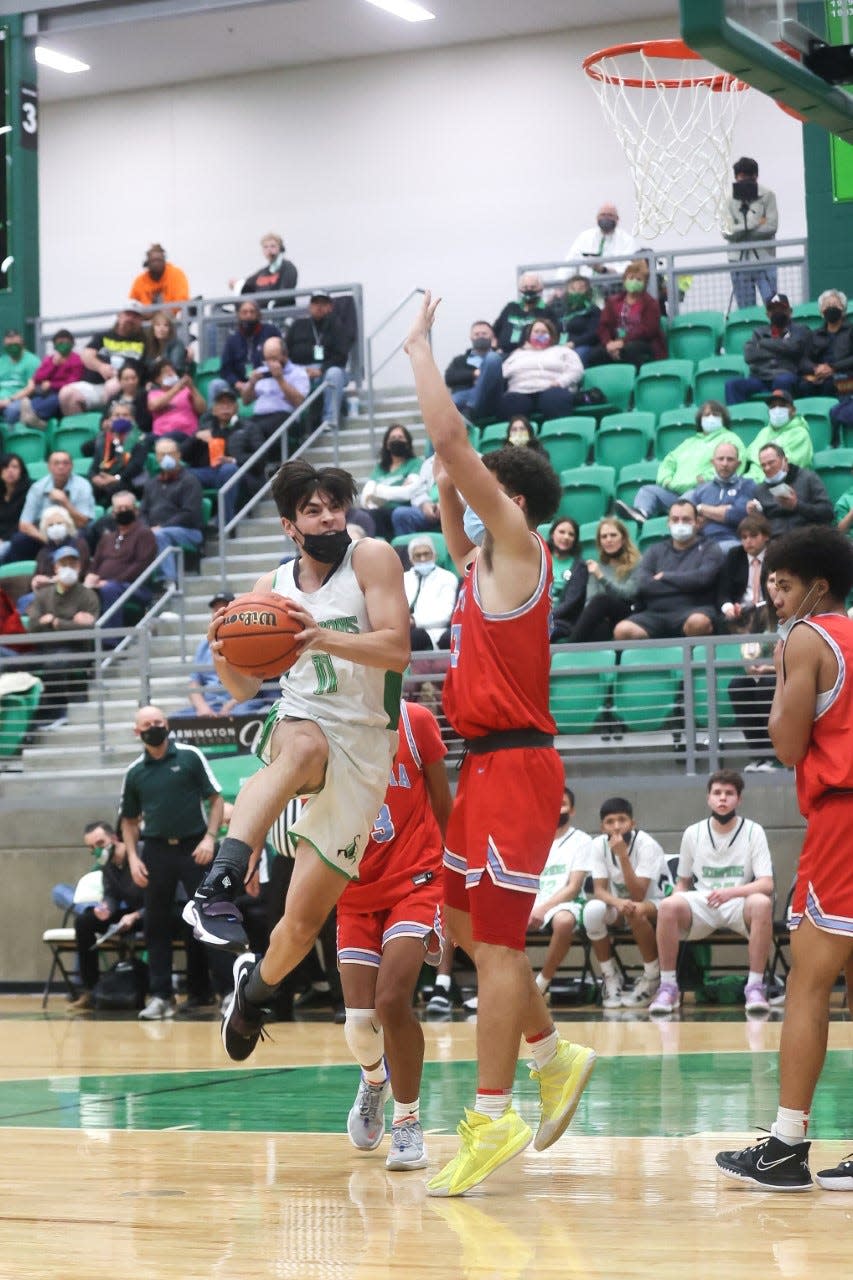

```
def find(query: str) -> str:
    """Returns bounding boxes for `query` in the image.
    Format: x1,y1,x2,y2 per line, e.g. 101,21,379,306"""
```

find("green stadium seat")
55,412,102,436
193,356,222,402
728,403,768,450
637,515,670,550
612,645,685,733
654,415,695,460
593,417,653,469
691,645,743,731
793,398,836,454
692,355,749,405
51,422,100,461
581,364,636,412
556,465,615,524
615,461,659,507
549,649,617,734
0,559,37,583
478,422,510,453
0,678,43,758
633,360,694,417
0,426,47,464
26,460,50,480
579,516,639,546
538,418,594,472
814,449,853,504
791,301,824,331
723,306,766,356
665,311,725,362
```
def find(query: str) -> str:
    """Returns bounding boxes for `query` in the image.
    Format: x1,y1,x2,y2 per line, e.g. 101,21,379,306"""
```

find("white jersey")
535,826,594,906
678,818,773,893
589,829,670,902
270,542,401,732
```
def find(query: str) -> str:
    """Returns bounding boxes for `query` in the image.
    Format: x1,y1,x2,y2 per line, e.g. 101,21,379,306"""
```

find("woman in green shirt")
359,423,423,538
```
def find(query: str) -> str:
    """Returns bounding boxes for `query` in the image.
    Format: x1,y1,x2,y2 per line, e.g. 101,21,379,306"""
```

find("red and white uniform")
442,535,565,950
787,614,853,937
337,701,445,965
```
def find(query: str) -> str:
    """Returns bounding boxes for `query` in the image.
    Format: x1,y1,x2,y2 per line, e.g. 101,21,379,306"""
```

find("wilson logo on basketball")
226,609,277,627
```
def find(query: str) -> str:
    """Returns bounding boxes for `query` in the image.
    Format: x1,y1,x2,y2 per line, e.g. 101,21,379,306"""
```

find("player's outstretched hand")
404,290,441,354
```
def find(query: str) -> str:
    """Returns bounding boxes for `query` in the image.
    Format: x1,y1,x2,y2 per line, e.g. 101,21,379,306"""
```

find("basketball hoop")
583,39,751,238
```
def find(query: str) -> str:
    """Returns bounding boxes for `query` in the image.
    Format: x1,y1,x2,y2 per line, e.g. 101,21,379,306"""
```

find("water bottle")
347,394,360,419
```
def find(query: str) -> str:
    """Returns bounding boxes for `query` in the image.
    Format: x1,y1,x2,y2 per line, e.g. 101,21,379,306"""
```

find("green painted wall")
0,15,39,344
803,123,853,298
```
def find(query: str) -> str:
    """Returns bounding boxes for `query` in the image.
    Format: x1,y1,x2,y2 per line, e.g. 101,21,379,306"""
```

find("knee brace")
583,898,609,941
344,1007,385,1069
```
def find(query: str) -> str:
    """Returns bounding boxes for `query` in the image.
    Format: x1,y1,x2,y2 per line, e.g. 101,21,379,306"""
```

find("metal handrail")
366,287,429,447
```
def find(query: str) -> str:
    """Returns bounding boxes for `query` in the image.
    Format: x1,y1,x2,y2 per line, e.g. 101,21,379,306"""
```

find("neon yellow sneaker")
530,1038,597,1152
426,1108,532,1197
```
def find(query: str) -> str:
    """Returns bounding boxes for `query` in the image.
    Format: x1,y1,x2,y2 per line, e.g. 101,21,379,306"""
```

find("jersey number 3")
371,804,396,844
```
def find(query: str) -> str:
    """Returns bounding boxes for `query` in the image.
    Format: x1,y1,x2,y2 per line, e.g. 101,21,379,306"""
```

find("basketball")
215,592,303,678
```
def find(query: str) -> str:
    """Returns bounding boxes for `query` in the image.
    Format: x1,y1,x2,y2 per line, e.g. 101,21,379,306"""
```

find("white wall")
39,20,806,380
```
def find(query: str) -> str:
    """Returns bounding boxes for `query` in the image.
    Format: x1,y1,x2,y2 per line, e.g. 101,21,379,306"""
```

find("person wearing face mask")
286,292,353,430
614,500,724,642
555,276,603,366
527,789,595,1007
85,491,157,621
87,404,151,508
66,821,146,1014
799,289,853,401
594,260,666,369
29,504,90,590
724,294,810,405
498,319,583,423
562,202,638,282
359,424,424,540
208,300,282,406
0,327,39,423
139,439,205,584
403,535,459,650
746,443,833,537
1,450,95,567
503,415,545,452
683,440,757,551
650,771,774,1018
721,158,779,309
743,389,814,479
12,330,85,429
492,272,560,354
444,320,506,423
59,304,147,417
27,545,100,726
148,358,206,443
129,243,189,309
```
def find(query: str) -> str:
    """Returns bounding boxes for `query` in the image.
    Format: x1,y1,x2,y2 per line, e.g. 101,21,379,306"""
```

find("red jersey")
442,534,556,739
341,700,446,913
790,614,853,816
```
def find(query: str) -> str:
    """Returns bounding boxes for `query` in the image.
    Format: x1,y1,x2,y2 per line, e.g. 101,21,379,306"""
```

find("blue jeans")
731,263,778,309
153,527,204,583
391,505,441,537
319,366,346,425
632,483,681,518
725,371,797,405
450,351,504,422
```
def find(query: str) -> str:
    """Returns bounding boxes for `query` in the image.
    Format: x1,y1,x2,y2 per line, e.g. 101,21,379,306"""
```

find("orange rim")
582,37,749,92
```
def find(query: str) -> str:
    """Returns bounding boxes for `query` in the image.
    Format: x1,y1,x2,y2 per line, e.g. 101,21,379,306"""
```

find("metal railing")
365,287,429,443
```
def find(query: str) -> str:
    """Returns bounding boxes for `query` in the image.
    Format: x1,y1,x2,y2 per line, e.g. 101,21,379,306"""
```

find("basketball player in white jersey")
528,788,595,1003
183,459,410,1062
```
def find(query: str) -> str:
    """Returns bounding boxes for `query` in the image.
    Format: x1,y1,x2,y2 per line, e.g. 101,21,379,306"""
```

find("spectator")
0,327,39,423
743,389,814,479
404,535,458,651
27,544,100,726
0,453,31,560
492,271,559,353
562,202,638,281
86,403,152,508
548,518,589,641
241,334,310,443
614,500,723,640
178,415,240,527
503,414,545,451
649,770,775,1015
29,504,90,593
84,490,158,623
208,300,280,405
1,451,95,565
593,259,667,368
528,789,595,1004
359,424,423,540
142,309,187,378
498,318,583,422
390,453,440,538
174,590,273,717
139,438,204,584
617,401,742,522
235,231,297,304
718,514,773,625
745,443,834,536
569,517,642,643
0,583,26,657
103,359,152,433
721,157,779,309
724,294,810,404
13,330,85,429
554,275,603,365
129,243,190,308
799,288,853,399
59,304,147,416
443,320,504,424
286,291,352,428
148,359,206,443
65,821,145,1014
683,440,757,551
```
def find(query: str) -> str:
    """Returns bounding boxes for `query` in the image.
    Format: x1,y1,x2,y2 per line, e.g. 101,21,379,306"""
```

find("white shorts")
256,703,396,880
681,890,748,940
66,380,108,409
542,899,585,929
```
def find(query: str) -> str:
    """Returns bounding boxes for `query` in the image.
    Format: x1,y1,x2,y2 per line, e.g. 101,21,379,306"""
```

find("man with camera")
721,157,779,309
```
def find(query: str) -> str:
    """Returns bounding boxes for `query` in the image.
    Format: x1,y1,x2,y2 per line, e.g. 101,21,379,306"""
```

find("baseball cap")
766,293,790,308
208,590,235,608
120,300,145,314
52,545,81,562
768,388,794,405
310,290,332,303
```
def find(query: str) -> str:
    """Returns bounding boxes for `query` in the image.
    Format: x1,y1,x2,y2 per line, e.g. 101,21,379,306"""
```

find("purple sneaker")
649,982,680,1016
744,982,770,1014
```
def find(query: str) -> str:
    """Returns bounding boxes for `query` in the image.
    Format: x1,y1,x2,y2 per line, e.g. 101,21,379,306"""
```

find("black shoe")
221,953,270,1062
425,983,461,1016
182,871,249,951
816,1152,853,1191
716,1133,813,1191
615,499,647,524
293,985,336,1011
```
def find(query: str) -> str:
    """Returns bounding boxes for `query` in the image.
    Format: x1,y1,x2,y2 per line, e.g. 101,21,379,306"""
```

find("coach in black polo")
120,704,225,1019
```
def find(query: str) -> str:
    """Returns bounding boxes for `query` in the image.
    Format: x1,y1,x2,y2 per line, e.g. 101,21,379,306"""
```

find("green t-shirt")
369,456,422,509
0,349,39,398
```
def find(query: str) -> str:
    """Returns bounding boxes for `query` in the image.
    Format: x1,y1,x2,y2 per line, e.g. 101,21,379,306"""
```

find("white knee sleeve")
583,898,609,941
344,1007,385,1068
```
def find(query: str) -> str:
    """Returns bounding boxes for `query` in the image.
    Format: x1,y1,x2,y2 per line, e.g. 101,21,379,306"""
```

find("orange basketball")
216,592,303,679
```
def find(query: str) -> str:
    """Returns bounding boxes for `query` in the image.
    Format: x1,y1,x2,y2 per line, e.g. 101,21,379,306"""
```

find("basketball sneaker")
621,974,659,1008
347,1070,391,1151
601,973,624,1009
816,1153,853,1191
715,1134,813,1191
648,981,681,1016
529,1039,597,1151
426,1108,532,1197
744,981,770,1014
183,871,249,951
221,952,270,1062
386,1119,428,1171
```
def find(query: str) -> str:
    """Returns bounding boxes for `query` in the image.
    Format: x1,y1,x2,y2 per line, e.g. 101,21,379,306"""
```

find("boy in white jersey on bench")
649,770,774,1017
528,788,595,1004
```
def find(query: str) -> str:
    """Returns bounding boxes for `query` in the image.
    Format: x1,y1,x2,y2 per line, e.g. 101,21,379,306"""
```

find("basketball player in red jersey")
406,293,596,1197
717,526,853,1192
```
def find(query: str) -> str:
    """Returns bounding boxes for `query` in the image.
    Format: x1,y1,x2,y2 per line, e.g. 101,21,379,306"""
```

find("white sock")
644,960,661,980
474,1091,512,1120
524,1026,559,1069
363,1061,387,1086
600,958,618,979
535,972,550,993
660,970,677,987
772,1106,808,1144
747,971,765,988
434,974,451,992
393,1098,419,1125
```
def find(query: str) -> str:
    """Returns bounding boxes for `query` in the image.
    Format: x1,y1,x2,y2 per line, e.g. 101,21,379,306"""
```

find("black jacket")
557,302,602,352
102,854,145,917
444,349,497,392
751,463,834,535
801,322,853,375
549,560,590,640
287,313,352,371
492,300,560,353
218,322,281,387
743,322,811,380
716,545,770,611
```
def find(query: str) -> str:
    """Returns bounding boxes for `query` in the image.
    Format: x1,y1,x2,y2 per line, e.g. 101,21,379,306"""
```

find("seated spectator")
728,607,780,772
724,294,810,404
562,202,638,281
390,453,440,538
1,450,95,565
592,259,667,369
65,821,145,1014
528,789,595,1003
234,231,297,305
129,243,190,308
195,388,263,502
548,518,589,641
359,423,423,540
13,330,85,429
555,275,603,365
444,320,504,424
499,318,583,422
84,491,157,623
649,771,775,1016
493,271,559,353
208,300,281,406
587,796,670,1008
617,401,742,522
59,304,147,416
174,590,274,717
404,535,458,651
718,514,772,626
286,291,352,428
569,517,642,643
178,418,240,527
614,500,723,640
139,438,204,584
27,505,91,601
0,583,26,657
241,334,310,444
743,389,814,478
504,414,545,451
142,309,187,378
682,439,756,551
102,359,153,433
745,443,833,536
27,544,100,726
148,359,206,442
87,403,152,509
798,288,853,399
0,453,31,561
0,328,40,423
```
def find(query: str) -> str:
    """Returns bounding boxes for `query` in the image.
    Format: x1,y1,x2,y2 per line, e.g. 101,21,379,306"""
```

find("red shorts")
791,793,853,937
337,877,443,967
443,745,565,950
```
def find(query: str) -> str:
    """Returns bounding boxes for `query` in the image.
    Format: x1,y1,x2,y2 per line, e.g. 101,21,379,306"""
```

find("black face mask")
302,528,351,564
114,509,136,526
140,725,169,747
823,306,844,324
557,811,571,826
769,310,790,328
388,440,412,459
471,337,492,353
713,808,738,826
521,289,541,304
240,320,257,334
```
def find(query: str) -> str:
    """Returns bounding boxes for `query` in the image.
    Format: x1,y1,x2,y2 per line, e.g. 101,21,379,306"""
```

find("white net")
584,41,750,239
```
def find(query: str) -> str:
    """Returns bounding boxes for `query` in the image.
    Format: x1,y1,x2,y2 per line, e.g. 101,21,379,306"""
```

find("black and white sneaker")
221,953,270,1062
816,1153,853,1191
716,1133,813,1191
615,499,647,525
182,871,249,951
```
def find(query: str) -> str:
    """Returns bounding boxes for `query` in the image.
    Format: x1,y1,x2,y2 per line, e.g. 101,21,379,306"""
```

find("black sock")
245,962,280,1006
207,837,253,885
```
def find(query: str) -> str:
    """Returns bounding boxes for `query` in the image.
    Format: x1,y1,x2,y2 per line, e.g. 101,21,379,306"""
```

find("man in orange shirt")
129,244,190,308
